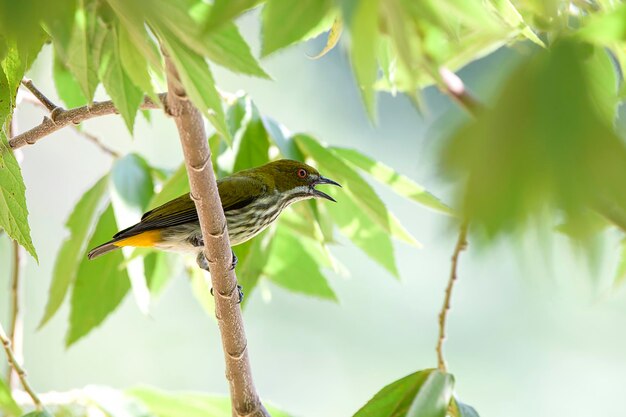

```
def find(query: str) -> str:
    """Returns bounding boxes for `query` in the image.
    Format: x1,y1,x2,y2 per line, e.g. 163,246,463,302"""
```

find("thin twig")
9,94,165,150
163,48,270,417
20,91,121,158
21,79,59,112
438,67,482,116
7,240,24,390
0,323,43,410
436,222,469,372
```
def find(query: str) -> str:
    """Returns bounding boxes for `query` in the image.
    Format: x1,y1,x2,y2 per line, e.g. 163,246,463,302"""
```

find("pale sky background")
2,11,626,417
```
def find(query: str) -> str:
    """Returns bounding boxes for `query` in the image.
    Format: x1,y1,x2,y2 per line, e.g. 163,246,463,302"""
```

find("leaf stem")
0,323,43,411
21,79,59,113
436,221,468,372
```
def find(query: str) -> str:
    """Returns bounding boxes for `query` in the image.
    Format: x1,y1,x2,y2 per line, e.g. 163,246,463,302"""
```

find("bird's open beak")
311,176,342,202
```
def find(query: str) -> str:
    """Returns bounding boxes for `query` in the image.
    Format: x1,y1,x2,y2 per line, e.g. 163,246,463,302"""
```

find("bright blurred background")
2,11,626,417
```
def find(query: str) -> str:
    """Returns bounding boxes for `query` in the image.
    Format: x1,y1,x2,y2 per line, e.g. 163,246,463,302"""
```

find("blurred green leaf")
577,5,626,44
83,385,151,417
203,0,263,33
148,163,189,210
157,25,230,142
99,27,143,133
265,226,337,301
449,398,480,417
0,376,22,417
348,0,380,120
325,186,399,277
129,386,294,417
353,369,433,417
53,50,88,108
614,239,626,287
442,39,626,238
40,175,109,328
262,116,304,161
67,204,130,346
261,0,334,56
189,266,215,317
144,252,172,295
21,411,54,417
236,227,275,306
332,147,454,215
309,18,342,59
406,371,454,417
109,153,155,314
295,134,420,247
490,0,544,46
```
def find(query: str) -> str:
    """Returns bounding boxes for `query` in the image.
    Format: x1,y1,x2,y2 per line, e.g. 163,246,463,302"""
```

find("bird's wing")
113,175,266,239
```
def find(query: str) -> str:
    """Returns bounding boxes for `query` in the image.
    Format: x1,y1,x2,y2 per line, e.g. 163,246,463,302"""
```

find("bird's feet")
210,285,244,304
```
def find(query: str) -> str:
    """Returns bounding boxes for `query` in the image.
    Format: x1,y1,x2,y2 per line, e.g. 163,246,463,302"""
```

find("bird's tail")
87,241,120,260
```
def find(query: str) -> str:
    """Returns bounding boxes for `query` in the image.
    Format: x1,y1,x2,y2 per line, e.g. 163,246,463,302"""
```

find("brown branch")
9,94,165,150
20,89,121,158
0,323,43,411
162,52,270,417
21,79,58,112
7,240,24,390
436,221,469,372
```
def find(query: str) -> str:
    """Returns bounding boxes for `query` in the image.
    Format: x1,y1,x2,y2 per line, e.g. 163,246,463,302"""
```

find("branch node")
226,341,248,361
50,107,65,122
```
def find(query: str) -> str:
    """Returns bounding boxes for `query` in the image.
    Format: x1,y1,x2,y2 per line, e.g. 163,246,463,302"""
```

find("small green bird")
88,159,341,272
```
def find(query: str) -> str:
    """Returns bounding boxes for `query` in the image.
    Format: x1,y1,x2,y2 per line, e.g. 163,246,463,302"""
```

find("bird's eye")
297,168,307,178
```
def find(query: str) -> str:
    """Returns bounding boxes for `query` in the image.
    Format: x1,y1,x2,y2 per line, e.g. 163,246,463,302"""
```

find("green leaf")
407,371,454,417
295,134,420,247
236,227,276,305
262,116,304,161
58,0,107,102
203,0,263,33
332,147,455,215
353,369,433,417
203,22,269,78
83,385,151,417
449,398,480,417
265,226,337,300
326,185,399,277
157,26,230,142
53,50,88,108
442,39,625,239
0,131,37,262
490,0,544,47
144,252,172,295
67,204,130,346
117,22,159,104
148,163,189,210
348,0,380,120
21,411,54,417
109,153,155,314
261,0,334,56
40,175,109,327
128,386,294,417
110,154,155,219
577,5,626,44
99,27,143,133
0,376,22,417
233,105,271,172
189,266,215,317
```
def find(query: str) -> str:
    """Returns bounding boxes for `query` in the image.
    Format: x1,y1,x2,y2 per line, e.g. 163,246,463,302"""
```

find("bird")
87,159,341,299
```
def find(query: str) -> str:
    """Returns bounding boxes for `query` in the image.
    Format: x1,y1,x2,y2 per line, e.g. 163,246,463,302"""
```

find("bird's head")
261,159,341,202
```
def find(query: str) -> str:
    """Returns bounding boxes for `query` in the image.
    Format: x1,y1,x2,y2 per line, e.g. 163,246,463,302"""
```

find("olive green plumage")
87,159,340,260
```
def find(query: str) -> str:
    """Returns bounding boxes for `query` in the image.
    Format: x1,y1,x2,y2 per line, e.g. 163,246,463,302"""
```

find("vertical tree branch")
162,52,270,417
0,323,43,410
436,222,469,372
7,241,24,390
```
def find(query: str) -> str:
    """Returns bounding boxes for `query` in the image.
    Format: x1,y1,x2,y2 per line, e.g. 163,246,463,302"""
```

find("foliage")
3,0,626,416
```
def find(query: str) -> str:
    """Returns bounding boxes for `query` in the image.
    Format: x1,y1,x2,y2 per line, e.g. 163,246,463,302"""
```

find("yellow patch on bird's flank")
114,230,162,247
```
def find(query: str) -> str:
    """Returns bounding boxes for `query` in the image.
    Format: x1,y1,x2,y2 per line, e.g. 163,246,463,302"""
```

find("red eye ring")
297,168,307,178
